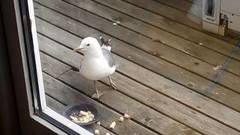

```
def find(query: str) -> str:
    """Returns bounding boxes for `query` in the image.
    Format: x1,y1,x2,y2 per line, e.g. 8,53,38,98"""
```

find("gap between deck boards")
38,32,240,135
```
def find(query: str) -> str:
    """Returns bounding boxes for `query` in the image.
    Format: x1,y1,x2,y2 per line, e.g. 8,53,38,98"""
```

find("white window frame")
7,0,93,134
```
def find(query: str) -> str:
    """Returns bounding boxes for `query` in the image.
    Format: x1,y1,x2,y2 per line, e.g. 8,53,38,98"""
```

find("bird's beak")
73,47,83,52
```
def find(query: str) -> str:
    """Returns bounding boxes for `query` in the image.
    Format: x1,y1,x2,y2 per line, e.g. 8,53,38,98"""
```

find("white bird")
74,37,117,99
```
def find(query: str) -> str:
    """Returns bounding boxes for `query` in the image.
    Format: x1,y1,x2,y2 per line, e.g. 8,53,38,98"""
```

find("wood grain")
38,26,240,134
35,2,240,113
154,0,202,17
40,35,201,135
34,0,240,134
93,0,240,61
44,73,157,135
64,0,240,80
35,0,240,94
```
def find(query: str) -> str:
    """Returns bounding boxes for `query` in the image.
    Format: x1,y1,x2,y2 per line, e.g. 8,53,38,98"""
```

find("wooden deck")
34,0,240,134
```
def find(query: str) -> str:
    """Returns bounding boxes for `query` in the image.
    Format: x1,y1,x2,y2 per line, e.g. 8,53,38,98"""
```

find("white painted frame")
202,0,221,24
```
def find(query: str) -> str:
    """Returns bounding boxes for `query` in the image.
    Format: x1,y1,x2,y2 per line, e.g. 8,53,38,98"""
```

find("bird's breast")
79,57,116,80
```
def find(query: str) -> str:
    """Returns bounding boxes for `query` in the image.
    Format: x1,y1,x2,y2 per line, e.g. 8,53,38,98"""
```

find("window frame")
0,0,93,134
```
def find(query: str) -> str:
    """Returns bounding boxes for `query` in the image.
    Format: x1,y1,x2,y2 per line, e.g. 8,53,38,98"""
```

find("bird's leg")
92,81,103,99
108,76,117,90
95,80,99,98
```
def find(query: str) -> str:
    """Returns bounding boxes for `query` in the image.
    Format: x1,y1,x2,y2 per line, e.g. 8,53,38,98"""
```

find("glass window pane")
28,0,240,134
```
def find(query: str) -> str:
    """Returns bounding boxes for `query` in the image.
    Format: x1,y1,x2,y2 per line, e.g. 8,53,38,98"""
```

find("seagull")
74,37,117,99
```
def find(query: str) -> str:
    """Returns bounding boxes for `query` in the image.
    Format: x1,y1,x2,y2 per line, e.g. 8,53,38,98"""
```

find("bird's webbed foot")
91,92,103,99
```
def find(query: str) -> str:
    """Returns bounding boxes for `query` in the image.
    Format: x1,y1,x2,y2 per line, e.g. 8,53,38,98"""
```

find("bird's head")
74,37,102,57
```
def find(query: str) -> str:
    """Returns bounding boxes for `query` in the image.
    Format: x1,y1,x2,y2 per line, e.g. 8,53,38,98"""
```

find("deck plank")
40,53,71,78
34,9,240,115
34,0,240,93
34,1,240,113
34,11,240,131
37,27,240,134
43,0,240,78
92,0,240,61
125,0,239,45
46,93,116,135
91,0,240,73
154,0,201,17
34,0,240,134
123,0,201,27
40,37,201,135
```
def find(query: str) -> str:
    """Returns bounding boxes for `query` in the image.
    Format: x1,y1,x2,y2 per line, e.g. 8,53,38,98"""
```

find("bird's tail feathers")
99,36,112,50
102,45,111,51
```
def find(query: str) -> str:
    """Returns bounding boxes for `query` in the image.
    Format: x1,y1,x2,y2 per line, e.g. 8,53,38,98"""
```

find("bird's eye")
86,44,90,46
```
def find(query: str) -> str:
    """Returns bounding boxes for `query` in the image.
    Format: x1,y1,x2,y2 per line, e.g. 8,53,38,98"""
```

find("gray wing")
102,48,116,67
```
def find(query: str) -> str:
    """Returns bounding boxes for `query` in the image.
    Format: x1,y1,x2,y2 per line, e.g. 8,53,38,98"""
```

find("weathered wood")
41,47,236,135
40,35,201,135
37,27,240,134
91,0,240,61
45,95,116,135
154,0,202,17
34,0,240,93
41,41,240,135
36,1,240,102
44,73,157,135
127,0,239,45
40,53,71,78
93,0,240,75
34,0,240,133
182,0,201,5
43,55,202,135
62,0,240,80
123,0,201,28
35,12,240,131
35,12,240,115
